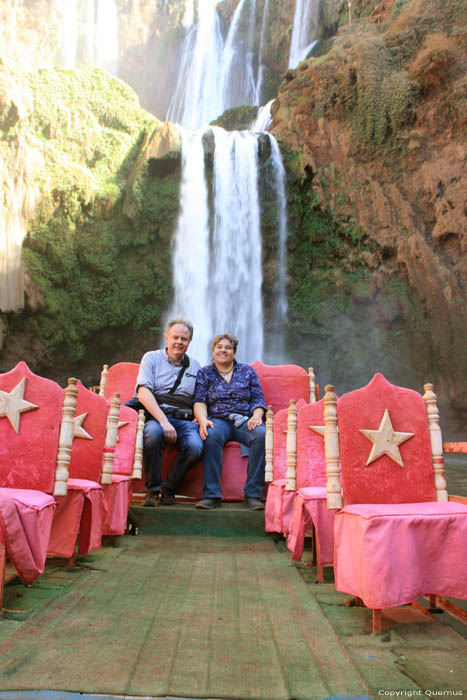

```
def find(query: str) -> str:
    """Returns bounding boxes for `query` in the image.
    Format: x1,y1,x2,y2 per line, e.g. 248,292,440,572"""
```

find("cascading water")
255,0,271,106
167,0,224,130
168,0,262,128
0,136,42,312
55,0,119,75
208,127,263,363
220,0,258,111
95,0,119,75
266,135,288,361
168,0,289,363
288,0,320,69
56,0,78,69
251,99,274,132
170,129,212,359
170,127,264,365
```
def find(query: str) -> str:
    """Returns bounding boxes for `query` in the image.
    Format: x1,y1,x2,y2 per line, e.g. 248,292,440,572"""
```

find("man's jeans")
202,418,266,499
143,418,203,494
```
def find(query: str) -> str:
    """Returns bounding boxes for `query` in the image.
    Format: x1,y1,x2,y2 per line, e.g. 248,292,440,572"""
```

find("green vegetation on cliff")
0,65,181,378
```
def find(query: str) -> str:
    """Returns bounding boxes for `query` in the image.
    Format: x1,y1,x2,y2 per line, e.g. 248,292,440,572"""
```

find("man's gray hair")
164,317,194,340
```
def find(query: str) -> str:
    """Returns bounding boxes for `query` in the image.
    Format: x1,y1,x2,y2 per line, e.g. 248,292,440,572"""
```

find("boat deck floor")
0,504,466,700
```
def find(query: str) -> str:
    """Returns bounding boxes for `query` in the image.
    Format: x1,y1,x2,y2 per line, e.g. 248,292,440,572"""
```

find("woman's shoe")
143,493,159,507
195,498,222,509
244,497,264,511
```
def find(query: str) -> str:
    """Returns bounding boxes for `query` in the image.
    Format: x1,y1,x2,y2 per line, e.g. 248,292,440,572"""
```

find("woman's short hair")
165,317,194,339
211,333,238,352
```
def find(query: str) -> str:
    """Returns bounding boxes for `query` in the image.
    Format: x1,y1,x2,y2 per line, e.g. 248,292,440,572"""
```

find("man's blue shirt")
193,361,266,418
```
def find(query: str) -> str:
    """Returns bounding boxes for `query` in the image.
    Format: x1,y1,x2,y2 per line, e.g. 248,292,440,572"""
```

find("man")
134,317,203,506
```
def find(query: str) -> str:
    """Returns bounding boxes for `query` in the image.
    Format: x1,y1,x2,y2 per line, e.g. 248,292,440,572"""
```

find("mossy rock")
211,105,259,131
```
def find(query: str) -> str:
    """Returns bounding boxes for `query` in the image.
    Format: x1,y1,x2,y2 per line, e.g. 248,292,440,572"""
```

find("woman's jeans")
202,418,266,499
143,418,203,494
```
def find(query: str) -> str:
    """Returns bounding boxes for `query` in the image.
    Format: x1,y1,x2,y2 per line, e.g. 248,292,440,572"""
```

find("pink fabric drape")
48,480,108,558
0,488,56,584
103,475,132,536
334,501,467,609
47,490,85,558
287,487,335,564
265,480,295,533
68,479,108,555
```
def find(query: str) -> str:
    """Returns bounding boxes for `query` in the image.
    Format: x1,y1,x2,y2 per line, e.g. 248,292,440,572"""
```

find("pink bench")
99,361,316,501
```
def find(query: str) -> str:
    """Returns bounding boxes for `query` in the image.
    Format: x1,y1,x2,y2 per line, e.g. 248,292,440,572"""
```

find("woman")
193,333,266,510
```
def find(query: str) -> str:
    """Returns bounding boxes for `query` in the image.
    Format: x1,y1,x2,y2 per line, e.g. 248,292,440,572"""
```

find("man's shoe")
160,491,176,506
195,498,222,509
244,497,264,511
143,493,159,507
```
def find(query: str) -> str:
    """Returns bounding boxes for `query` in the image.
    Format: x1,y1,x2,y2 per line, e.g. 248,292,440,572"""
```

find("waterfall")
251,99,274,132
266,135,288,361
55,0,119,75
56,0,78,69
288,0,320,69
0,137,41,312
95,0,119,75
170,127,263,365
183,0,195,28
255,0,270,106
170,129,212,360
209,127,263,363
168,0,262,128
168,0,290,364
167,0,224,130
220,0,258,111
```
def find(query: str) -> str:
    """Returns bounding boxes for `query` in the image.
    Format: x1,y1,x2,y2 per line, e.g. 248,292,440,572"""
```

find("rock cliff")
271,0,467,431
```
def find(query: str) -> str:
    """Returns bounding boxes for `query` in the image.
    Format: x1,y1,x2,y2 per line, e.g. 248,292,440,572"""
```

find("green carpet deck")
0,505,466,699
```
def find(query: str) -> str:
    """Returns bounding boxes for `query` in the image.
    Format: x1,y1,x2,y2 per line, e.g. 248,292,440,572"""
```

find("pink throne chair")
47,380,112,559
264,398,306,534
0,362,78,598
286,399,337,582
323,374,467,633
251,361,313,412
260,362,316,527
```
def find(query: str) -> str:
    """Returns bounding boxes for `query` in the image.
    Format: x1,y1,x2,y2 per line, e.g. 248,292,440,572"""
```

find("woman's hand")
248,408,264,430
198,417,214,440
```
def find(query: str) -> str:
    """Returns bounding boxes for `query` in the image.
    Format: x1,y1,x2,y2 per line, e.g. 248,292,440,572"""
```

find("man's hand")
138,386,178,442
198,417,214,440
160,418,177,444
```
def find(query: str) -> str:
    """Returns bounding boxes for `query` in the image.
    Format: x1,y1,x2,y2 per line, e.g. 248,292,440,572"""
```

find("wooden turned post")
132,409,145,480
99,364,109,397
102,392,120,485
423,383,448,502
308,367,316,403
372,609,382,635
285,399,297,491
323,384,342,509
265,405,274,482
54,377,78,496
